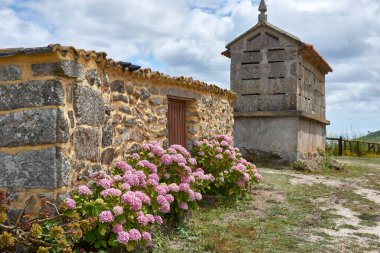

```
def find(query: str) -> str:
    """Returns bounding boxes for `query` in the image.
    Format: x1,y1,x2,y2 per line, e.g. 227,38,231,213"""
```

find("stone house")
0,44,235,210
222,0,333,161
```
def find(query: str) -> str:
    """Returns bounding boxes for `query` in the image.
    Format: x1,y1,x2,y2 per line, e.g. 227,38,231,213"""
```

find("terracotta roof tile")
0,44,236,99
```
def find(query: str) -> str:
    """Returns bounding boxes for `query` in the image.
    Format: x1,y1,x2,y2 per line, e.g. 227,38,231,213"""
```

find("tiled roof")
0,44,236,99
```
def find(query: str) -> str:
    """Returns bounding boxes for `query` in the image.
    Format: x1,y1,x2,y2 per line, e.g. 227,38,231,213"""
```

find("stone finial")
258,0,267,23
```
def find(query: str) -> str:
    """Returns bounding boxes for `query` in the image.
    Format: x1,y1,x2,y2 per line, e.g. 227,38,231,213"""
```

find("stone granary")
0,45,235,210
222,0,333,161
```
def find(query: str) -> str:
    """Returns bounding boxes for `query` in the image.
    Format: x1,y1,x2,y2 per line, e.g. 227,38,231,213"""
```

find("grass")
312,157,380,191
153,157,380,253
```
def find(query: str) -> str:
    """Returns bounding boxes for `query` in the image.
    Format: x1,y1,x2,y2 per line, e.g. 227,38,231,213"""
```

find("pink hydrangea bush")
192,135,262,196
126,142,214,221
68,163,165,251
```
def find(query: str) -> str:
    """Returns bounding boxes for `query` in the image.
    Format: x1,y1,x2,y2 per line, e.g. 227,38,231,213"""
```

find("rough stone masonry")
0,45,235,212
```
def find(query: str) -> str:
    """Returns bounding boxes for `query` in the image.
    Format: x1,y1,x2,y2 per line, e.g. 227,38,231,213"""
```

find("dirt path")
262,160,380,248
336,158,380,170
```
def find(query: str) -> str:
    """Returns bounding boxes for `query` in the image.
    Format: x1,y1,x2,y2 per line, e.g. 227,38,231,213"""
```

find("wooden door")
167,99,186,147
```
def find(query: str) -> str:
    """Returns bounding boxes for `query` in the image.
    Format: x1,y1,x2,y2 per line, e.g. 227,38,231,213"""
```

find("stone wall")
297,55,326,119
0,45,235,212
230,26,298,113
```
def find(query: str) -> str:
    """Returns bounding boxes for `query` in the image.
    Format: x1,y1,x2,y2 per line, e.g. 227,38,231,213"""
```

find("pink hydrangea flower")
198,151,205,156
134,191,151,204
160,154,173,165
131,153,140,159
179,202,188,210
113,206,124,216
113,175,123,182
224,149,232,155
121,183,131,191
165,194,174,203
128,229,142,241
96,178,113,189
137,215,149,226
116,161,133,172
184,166,192,174
151,146,165,157
154,215,163,224
188,158,197,165
142,231,152,241
147,179,159,186
147,174,159,186
146,214,155,223
254,173,263,181
112,223,124,234
168,183,180,192
220,140,229,146
237,179,245,188
78,185,92,195
194,141,201,147
168,147,177,154
189,190,195,201
99,210,114,223
159,202,170,213
181,175,191,183
156,195,167,205
121,191,142,211
116,231,129,244
64,198,76,209
172,154,187,164
195,192,202,201
155,185,168,195
171,145,190,156
179,183,190,193
122,173,140,186
164,173,171,179
100,188,122,197
215,154,223,159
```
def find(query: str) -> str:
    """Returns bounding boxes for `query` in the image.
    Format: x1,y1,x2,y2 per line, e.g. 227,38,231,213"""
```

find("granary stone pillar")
222,0,332,162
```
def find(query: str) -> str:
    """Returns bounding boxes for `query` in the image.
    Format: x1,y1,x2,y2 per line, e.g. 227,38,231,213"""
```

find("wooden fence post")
338,136,343,156
357,142,360,157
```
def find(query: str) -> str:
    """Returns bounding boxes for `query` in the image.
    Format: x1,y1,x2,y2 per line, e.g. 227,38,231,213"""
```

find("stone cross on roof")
258,0,268,23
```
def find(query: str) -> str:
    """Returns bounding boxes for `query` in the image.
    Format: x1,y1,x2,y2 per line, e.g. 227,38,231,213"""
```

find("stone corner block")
32,60,83,78
0,147,71,189
0,108,69,147
0,79,64,111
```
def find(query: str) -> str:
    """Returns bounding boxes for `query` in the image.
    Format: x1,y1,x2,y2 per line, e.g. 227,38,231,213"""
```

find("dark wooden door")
167,99,186,147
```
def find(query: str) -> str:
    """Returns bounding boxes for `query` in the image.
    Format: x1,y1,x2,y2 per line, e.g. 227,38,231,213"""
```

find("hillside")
357,130,380,143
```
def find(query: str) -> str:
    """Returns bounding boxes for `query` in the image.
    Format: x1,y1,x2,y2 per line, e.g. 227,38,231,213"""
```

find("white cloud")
0,0,379,134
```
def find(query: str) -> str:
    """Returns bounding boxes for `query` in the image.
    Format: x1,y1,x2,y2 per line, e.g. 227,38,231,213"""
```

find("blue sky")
1,0,379,137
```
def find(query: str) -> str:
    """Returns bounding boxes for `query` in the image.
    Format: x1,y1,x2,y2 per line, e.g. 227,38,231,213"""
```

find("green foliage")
290,160,309,171
0,190,81,253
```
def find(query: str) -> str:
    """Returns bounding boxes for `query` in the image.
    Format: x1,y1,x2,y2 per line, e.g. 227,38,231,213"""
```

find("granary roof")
222,0,333,74
0,44,236,99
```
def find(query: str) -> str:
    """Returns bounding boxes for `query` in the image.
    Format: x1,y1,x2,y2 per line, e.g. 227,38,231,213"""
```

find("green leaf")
127,242,135,251
101,239,107,248
85,230,97,242
95,240,102,249
108,235,119,247
98,224,107,235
